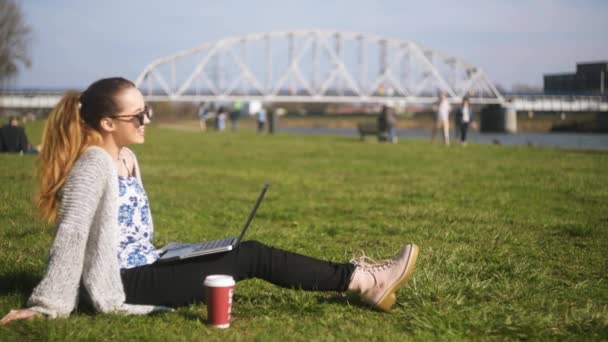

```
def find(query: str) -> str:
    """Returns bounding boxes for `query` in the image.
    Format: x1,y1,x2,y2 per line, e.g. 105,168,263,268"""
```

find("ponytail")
36,91,103,223
36,77,135,223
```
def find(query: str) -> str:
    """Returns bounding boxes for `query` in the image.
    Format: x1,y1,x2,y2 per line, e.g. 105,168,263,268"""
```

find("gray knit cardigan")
27,146,171,318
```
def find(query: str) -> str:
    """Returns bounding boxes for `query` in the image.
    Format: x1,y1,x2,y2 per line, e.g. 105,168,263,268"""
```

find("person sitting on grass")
0,77,418,325
0,116,39,154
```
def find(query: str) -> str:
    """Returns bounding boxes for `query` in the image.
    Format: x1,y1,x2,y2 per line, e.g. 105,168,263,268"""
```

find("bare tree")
0,0,31,87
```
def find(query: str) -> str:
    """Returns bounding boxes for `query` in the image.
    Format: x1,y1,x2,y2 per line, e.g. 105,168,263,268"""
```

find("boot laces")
350,251,396,273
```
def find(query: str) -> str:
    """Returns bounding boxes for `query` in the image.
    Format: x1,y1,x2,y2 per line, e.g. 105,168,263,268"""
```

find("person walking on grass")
216,106,227,132
197,103,208,132
457,97,473,146
386,106,398,144
256,107,267,133
377,105,398,143
432,93,451,146
230,100,242,132
0,77,418,325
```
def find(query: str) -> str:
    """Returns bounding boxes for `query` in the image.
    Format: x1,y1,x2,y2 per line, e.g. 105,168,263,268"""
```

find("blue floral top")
116,176,159,269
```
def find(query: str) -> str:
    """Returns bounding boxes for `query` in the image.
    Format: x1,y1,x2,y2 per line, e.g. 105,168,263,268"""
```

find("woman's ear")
99,117,115,132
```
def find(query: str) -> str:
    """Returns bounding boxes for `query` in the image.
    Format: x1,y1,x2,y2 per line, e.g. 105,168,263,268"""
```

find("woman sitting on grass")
1,77,418,324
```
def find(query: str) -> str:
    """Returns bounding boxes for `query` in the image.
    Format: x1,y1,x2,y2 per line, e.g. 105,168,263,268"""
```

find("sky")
11,0,608,90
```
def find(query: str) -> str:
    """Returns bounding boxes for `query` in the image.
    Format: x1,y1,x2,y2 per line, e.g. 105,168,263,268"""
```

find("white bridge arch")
135,29,504,105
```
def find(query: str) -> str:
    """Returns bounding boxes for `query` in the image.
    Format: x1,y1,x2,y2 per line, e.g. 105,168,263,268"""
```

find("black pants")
460,122,470,142
121,240,355,307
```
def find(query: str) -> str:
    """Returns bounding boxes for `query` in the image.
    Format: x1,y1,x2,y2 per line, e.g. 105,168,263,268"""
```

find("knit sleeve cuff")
27,306,66,319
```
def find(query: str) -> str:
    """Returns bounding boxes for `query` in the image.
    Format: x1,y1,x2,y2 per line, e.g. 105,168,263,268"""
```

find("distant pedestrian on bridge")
432,93,451,145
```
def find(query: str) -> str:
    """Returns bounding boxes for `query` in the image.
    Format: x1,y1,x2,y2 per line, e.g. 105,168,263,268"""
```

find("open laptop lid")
236,182,270,243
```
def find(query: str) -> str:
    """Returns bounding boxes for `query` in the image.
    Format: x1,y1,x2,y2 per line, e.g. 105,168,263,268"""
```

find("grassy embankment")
1,121,607,340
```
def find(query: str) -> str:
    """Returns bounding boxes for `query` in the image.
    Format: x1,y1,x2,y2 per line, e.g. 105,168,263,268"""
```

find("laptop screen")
237,183,270,242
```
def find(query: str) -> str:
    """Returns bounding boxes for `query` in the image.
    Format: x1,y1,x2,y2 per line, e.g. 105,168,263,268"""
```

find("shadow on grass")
0,271,40,305
175,309,208,324
0,271,97,315
329,136,365,143
0,272,370,318
315,292,371,310
233,291,370,312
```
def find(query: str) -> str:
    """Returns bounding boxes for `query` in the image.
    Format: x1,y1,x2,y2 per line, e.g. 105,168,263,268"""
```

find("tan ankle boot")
348,244,419,312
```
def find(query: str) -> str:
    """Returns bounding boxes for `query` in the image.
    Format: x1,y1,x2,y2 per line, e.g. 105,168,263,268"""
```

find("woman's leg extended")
233,241,355,291
121,240,355,307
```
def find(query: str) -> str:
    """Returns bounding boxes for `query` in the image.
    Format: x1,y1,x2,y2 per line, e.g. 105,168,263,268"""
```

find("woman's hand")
0,309,41,325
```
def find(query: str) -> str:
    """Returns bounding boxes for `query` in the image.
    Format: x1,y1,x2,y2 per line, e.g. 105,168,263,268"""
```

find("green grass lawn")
1,122,607,340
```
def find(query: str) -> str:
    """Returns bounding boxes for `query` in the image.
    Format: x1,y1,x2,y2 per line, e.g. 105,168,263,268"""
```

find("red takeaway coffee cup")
204,275,235,328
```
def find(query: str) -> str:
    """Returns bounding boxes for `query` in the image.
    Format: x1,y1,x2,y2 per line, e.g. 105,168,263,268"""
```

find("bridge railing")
0,93,63,109
510,95,608,112
2,92,608,111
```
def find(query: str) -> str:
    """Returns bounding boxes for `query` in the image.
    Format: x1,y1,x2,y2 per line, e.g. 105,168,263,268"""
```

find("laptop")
156,183,269,263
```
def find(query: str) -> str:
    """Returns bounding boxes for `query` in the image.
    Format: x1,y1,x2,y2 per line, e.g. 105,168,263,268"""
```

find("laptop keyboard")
192,237,235,252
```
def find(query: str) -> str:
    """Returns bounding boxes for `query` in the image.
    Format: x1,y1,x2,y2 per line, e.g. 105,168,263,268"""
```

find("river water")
279,127,608,150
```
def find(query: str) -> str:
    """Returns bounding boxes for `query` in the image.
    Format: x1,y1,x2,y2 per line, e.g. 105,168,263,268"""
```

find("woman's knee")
239,240,268,253
233,240,272,278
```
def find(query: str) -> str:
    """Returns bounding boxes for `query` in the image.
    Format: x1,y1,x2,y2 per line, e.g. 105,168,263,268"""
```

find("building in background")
544,61,607,95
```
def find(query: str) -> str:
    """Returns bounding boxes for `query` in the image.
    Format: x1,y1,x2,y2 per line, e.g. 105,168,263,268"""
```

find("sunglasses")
109,106,152,125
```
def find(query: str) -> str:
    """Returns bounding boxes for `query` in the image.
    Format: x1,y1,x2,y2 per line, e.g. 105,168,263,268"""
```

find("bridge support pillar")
480,104,517,133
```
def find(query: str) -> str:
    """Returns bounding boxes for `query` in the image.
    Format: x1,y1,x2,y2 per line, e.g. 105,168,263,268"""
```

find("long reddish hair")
37,77,135,223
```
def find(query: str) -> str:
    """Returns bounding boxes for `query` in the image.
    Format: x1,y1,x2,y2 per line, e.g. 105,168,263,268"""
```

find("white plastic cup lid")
204,275,235,287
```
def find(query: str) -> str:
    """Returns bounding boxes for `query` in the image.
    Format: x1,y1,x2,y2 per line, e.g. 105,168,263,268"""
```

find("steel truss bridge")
2,30,607,112
134,29,504,105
